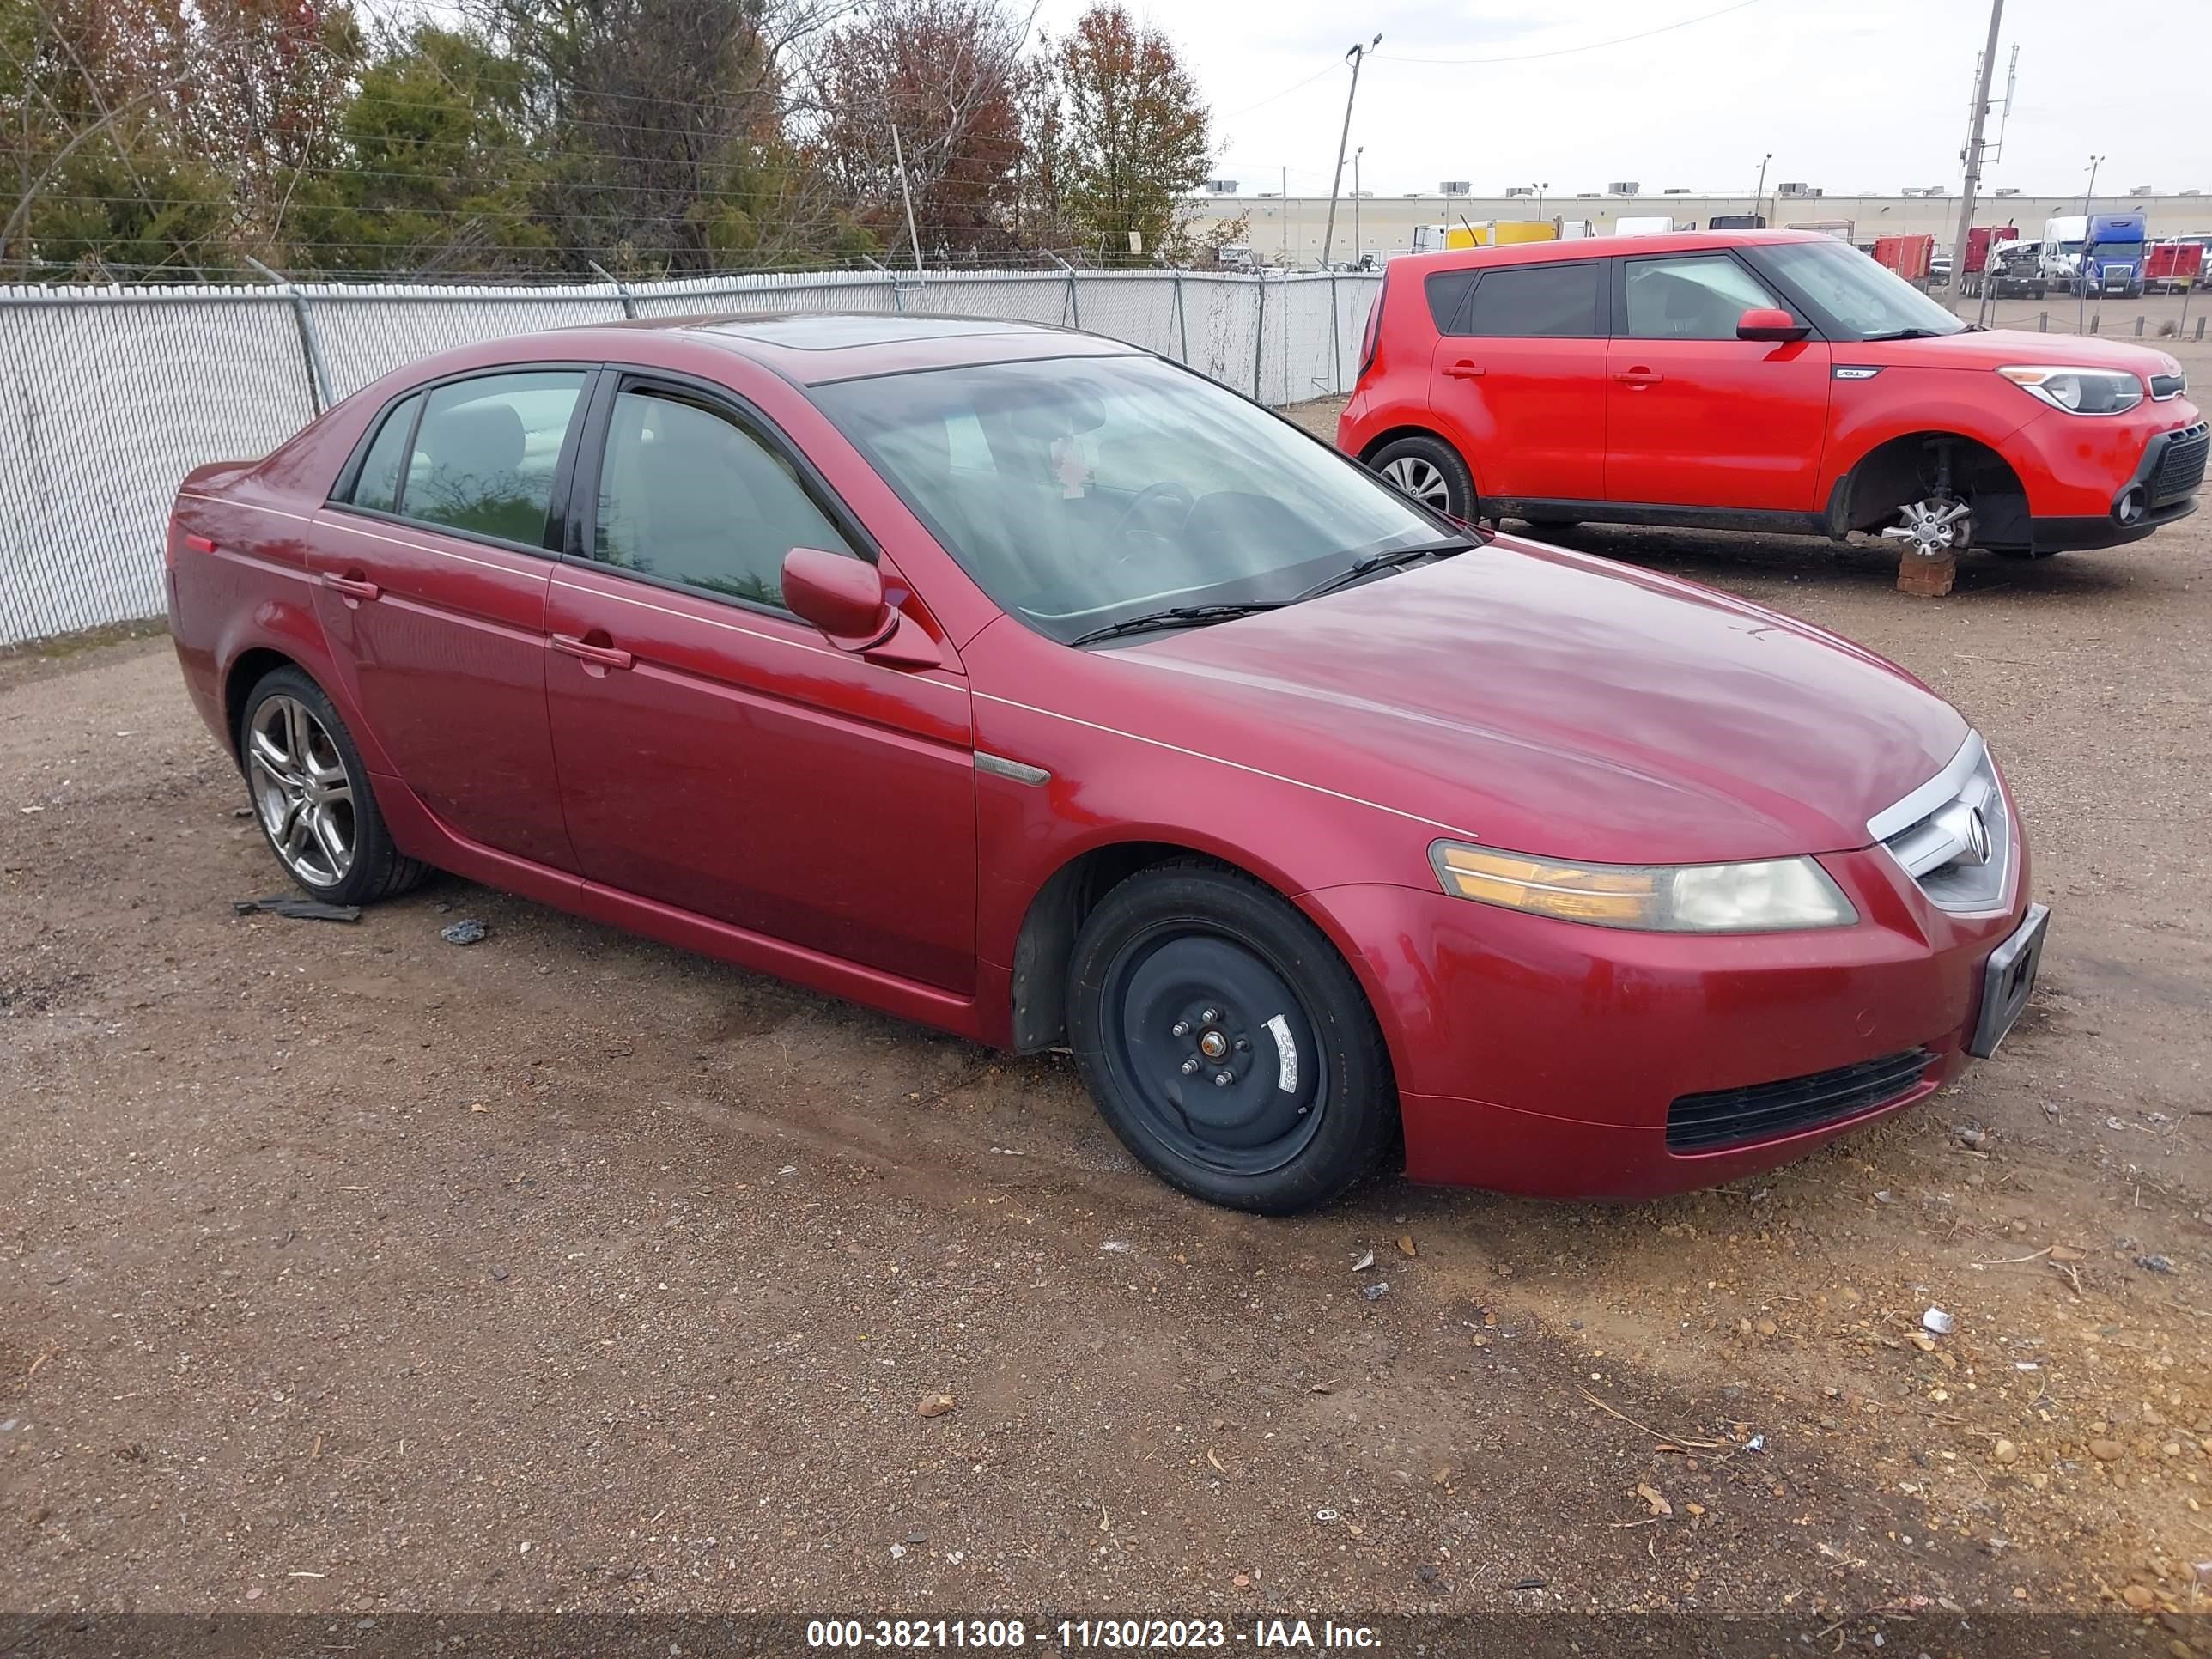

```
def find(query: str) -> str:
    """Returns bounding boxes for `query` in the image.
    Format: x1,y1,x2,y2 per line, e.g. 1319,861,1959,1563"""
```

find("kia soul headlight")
1430,842,1858,933
1997,364,2143,415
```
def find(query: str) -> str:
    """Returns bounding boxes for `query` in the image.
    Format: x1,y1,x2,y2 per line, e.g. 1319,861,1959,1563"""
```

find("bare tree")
801,0,1034,262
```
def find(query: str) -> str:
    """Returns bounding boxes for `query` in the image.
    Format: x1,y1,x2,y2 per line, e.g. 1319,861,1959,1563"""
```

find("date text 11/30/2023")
805,1618,1385,1650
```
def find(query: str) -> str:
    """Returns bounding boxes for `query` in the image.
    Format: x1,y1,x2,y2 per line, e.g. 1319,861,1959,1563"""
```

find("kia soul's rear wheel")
239,666,427,905
1369,434,1475,522
1067,861,1395,1213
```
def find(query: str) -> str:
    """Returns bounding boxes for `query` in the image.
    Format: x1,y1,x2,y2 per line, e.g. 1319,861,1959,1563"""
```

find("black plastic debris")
441,918,489,945
232,896,362,923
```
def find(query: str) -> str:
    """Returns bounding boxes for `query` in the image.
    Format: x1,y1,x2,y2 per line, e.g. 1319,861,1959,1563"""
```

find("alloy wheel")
1380,455,1451,510
246,695,356,887
1881,496,1973,557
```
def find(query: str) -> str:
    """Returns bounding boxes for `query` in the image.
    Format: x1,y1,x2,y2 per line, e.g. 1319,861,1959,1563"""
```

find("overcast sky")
1031,0,2211,201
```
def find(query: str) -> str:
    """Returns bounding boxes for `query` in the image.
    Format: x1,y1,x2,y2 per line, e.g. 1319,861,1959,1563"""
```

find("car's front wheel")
1369,434,1476,522
240,666,427,906
1066,860,1396,1214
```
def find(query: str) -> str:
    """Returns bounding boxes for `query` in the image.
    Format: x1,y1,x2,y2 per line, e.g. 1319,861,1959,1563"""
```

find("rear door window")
1455,262,1605,337
399,371,587,546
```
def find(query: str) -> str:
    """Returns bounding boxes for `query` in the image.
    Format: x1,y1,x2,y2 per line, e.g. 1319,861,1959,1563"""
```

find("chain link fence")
0,267,1378,648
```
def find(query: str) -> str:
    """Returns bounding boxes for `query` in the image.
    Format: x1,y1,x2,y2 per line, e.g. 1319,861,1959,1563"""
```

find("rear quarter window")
1423,270,1475,331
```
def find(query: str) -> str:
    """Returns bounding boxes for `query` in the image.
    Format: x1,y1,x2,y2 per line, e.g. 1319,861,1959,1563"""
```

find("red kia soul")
1340,230,2204,560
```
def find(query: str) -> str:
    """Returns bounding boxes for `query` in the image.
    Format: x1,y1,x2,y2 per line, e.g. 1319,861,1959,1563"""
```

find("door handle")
1443,359,1484,379
551,633,634,672
319,572,380,602
1612,368,1663,386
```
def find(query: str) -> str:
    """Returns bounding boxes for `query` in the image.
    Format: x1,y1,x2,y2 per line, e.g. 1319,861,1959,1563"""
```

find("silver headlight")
1997,364,2144,416
1430,843,1858,933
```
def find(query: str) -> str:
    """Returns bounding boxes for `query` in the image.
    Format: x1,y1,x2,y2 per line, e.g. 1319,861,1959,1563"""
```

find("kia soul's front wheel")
239,666,427,906
1066,861,1396,1214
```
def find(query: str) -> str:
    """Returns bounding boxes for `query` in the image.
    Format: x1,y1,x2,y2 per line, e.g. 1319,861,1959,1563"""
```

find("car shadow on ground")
1504,520,2139,601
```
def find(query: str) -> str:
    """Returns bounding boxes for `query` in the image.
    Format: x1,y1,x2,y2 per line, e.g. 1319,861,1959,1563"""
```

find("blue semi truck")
2039,210,2150,297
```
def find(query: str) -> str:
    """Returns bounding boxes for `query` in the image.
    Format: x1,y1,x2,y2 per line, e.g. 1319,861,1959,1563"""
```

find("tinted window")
349,394,419,513
402,371,586,545
1624,255,1787,340
591,387,855,608
1423,270,1474,331
1458,262,1604,337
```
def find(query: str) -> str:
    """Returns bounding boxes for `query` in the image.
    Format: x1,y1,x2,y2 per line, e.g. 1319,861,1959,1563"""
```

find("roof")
587,309,1141,384
1402,228,1844,272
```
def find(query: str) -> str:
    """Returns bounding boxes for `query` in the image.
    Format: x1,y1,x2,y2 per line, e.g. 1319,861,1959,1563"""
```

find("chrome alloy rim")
1380,455,1451,509
1881,496,1972,557
246,696,356,887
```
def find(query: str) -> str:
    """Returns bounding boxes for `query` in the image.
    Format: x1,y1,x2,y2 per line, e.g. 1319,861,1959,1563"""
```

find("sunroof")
700,314,1036,350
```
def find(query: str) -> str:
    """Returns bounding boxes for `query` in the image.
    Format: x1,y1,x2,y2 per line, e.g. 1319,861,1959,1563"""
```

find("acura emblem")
1960,806,1992,866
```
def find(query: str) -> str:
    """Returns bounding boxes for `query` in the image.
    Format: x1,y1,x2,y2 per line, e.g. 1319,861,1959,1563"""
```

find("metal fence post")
1173,269,1189,363
1252,275,1266,401
1328,274,1341,394
245,256,333,414
587,260,636,319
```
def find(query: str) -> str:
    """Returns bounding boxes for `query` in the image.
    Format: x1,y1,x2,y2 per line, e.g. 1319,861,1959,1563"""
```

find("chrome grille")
1869,732,2014,915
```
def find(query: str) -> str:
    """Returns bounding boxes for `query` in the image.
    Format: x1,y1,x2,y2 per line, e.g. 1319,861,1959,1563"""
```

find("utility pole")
1280,166,1287,260
1352,147,1364,265
1753,151,1771,221
2082,152,2103,216
1946,0,2005,293
890,122,924,276
1320,33,1381,270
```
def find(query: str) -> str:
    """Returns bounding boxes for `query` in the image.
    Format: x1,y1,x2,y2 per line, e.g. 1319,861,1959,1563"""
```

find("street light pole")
1320,33,1381,270
2082,153,2103,217
1753,151,1772,222
1534,180,1549,223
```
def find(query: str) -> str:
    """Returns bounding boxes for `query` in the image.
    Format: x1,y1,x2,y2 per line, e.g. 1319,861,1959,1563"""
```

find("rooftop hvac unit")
1607,180,1641,196
1993,187,2021,197
1776,182,1819,198
2127,185,2154,197
1504,185,1534,197
1663,187,1693,194
1205,179,1239,194
1440,180,1472,195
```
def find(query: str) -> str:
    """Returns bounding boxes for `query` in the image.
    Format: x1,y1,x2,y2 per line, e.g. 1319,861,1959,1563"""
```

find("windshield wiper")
1066,602,1284,647
1290,537,1475,605
1859,326,1953,342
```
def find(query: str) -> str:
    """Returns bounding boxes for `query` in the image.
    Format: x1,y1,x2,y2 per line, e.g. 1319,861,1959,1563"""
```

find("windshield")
1747,239,1967,341
812,355,1453,644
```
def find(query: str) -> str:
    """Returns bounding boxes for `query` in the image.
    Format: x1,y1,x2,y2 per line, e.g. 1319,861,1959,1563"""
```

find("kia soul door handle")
1613,368,1663,386
551,633,634,672
1443,359,1484,379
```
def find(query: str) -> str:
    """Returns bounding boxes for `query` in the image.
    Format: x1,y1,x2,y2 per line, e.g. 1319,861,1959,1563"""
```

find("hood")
1114,540,1967,866
1863,328,2184,384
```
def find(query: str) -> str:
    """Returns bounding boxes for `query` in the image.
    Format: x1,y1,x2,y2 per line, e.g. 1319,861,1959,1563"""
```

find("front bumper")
1304,841,2033,1200
2001,401,2204,550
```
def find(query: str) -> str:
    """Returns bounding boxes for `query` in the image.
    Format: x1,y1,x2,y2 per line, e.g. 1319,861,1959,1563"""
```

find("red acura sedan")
167,313,2046,1213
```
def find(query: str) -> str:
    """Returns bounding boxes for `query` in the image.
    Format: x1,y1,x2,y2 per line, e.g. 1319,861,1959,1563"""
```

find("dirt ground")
3,414,2210,1632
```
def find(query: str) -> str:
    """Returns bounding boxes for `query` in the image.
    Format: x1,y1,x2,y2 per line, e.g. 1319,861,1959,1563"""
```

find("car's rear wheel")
1066,860,1395,1214
1369,434,1475,522
240,666,427,906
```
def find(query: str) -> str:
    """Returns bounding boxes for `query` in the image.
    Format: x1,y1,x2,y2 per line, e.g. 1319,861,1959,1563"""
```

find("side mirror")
1736,306,1808,343
782,546,893,647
